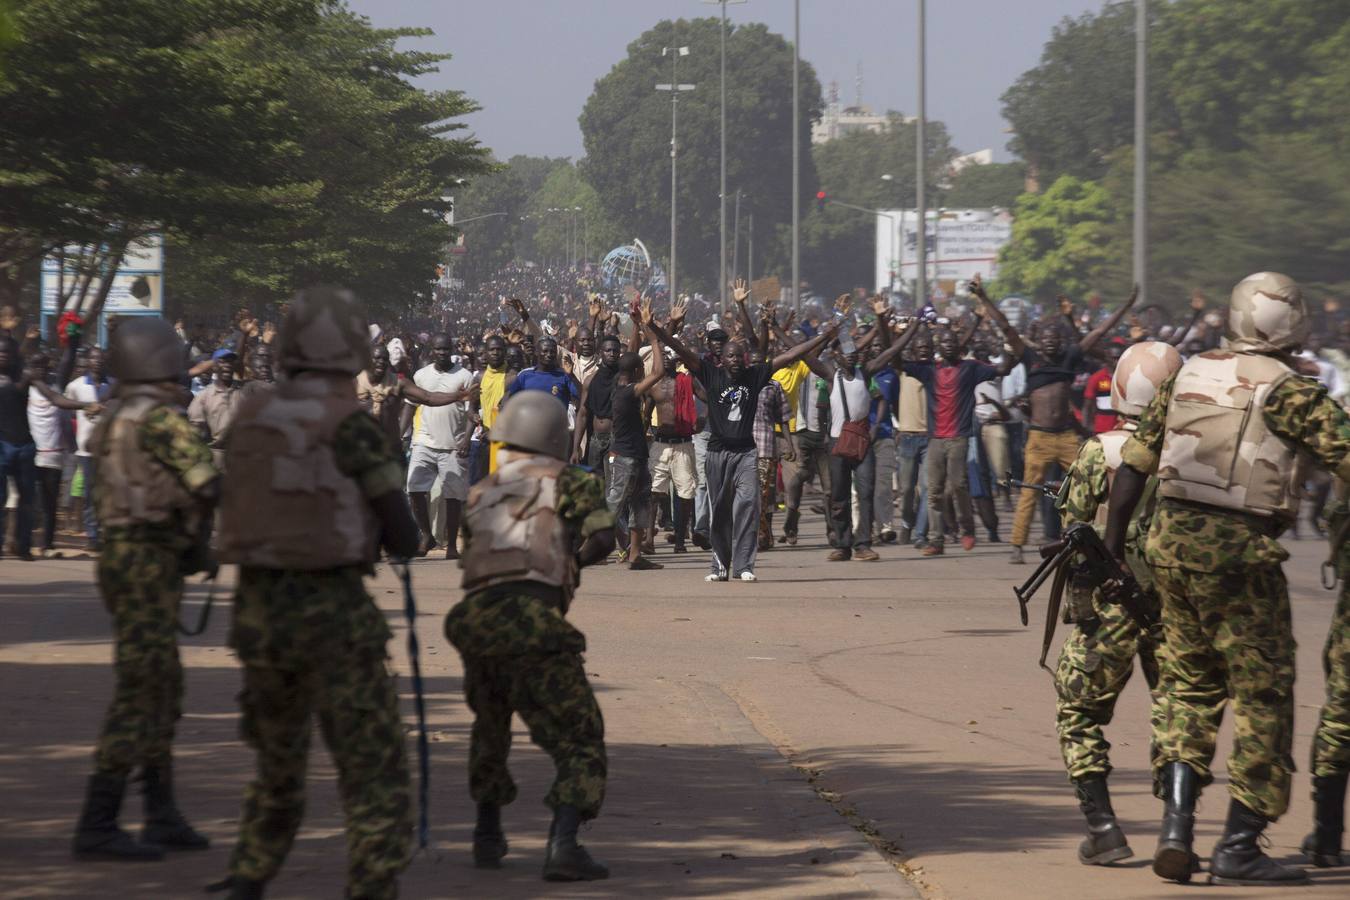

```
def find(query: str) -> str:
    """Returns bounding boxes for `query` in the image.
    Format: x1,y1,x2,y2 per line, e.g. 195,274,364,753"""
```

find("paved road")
1,513,1347,899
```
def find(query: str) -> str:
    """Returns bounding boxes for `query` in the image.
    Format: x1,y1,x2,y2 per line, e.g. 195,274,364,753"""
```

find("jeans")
1011,429,1081,546
782,428,832,541
871,434,898,532
0,440,37,556
926,436,973,546
897,432,929,538
693,430,710,539
705,447,759,577
829,448,876,550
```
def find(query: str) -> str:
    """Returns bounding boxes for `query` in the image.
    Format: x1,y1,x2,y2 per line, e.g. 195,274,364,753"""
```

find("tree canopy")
580,18,823,292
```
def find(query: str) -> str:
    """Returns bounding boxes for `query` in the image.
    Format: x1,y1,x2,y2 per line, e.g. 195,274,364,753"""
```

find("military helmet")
493,391,570,461
107,317,187,383
275,285,371,376
1110,340,1182,417
1225,271,1308,353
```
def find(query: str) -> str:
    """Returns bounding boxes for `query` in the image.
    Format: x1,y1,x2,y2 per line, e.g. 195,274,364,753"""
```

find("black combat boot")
1209,797,1309,885
473,802,509,868
206,875,265,899
142,762,210,850
72,772,164,861
1152,761,1198,882
1302,772,1347,867
542,804,608,882
1074,777,1132,865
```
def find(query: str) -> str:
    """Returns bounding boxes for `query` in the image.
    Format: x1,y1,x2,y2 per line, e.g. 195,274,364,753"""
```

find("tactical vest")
93,387,197,528
217,376,377,569
1156,350,1303,519
460,452,575,594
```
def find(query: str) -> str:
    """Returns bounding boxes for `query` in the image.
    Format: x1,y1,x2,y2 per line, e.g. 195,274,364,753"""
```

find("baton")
391,559,431,850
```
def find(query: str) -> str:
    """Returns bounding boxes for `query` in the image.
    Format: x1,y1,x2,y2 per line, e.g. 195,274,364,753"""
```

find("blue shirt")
869,367,899,440
505,367,576,407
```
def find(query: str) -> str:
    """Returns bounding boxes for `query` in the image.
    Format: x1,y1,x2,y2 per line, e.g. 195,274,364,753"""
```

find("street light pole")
705,0,746,317
880,174,900,293
915,0,927,306
1134,0,1147,304
792,0,800,313
657,46,695,304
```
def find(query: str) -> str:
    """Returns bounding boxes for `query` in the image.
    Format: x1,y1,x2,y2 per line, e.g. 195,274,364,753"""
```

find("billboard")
874,209,1012,295
41,235,164,314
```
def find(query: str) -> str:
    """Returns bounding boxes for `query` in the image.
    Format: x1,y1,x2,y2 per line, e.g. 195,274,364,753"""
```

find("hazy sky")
348,0,1104,162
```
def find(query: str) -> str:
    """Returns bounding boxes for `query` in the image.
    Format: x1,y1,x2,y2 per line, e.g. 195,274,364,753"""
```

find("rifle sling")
1038,562,1069,674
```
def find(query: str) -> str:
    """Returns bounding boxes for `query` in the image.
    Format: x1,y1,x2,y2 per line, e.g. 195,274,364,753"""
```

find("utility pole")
792,0,800,313
731,189,742,281
748,212,754,284
915,0,927,307
657,46,695,303
705,0,746,316
1134,0,1148,304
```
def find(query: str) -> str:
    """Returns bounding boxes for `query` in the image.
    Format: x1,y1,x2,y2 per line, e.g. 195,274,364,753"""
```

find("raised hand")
639,297,654,325
1190,290,1206,312
833,293,852,317
670,295,689,326
1058,295,1073,317
587,294,604,319
871,294,889,317
733,278,751,305
968,274,989,301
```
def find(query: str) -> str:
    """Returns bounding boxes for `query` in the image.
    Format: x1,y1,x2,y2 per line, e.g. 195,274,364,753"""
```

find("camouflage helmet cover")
493,390,570,461
107,317,187,383
276,285,371,375
1110,340,1182,417
1225,271,1308,353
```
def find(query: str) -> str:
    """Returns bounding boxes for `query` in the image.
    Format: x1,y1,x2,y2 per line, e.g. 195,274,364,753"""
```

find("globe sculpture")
600,239,666,293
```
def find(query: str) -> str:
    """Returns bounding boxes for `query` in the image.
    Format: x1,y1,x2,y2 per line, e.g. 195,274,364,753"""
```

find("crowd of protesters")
3,266,1348,565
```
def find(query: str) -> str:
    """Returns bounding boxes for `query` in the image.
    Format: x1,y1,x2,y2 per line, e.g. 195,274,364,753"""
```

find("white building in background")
812,75,914,145
949,148,994,174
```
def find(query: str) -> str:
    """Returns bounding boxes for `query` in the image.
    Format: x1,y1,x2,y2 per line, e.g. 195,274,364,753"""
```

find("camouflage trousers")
1054,589,1163,782
1151,564,1296,819
461,652,607,818
227,568,411,899
1312,585,1350,777
94,539,184,775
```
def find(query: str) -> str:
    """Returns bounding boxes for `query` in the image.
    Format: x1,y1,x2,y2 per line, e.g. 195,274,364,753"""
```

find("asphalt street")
1,512,1347,899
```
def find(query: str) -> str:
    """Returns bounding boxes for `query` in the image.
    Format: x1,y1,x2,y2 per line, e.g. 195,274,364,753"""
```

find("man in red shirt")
1082,338,1126,434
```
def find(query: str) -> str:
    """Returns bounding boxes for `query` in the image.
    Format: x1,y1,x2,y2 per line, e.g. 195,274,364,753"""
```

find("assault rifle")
1001,473,1062,499
1013,522,1158,671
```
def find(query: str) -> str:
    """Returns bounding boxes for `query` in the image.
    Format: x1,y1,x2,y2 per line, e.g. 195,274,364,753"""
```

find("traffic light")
816,190,827,212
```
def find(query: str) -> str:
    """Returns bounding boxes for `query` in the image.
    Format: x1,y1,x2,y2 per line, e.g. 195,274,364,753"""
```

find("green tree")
800,115,957,297
993,175,1116,303
944,162,1027,209
1000,2,1155,184
450,154,567,287
167,6,489,319
528,164,624,267
0,0,324,310
580,18,823,291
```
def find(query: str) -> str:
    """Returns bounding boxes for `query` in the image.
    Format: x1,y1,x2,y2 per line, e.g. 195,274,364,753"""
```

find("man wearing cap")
187,348,242,469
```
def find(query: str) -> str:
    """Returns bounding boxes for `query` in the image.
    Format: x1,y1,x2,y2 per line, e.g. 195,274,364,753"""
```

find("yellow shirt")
479,367,507,431
773,360,810,432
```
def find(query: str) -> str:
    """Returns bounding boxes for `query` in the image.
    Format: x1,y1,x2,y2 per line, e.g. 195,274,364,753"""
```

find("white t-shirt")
27,387,65,465
65,377,104,456
974,379,1004,425
828,370,871,439
411,363,474,450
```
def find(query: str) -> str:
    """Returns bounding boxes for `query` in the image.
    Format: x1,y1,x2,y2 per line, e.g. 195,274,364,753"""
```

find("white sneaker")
705,572,728,582
738,571,757,582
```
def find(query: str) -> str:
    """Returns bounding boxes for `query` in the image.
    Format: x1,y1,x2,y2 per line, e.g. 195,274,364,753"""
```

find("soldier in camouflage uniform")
1303,487,1350,867
210,287,421,900
446,390,616,882
1053,341,1180,866
73,318,220,862
1106,272,1350,886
